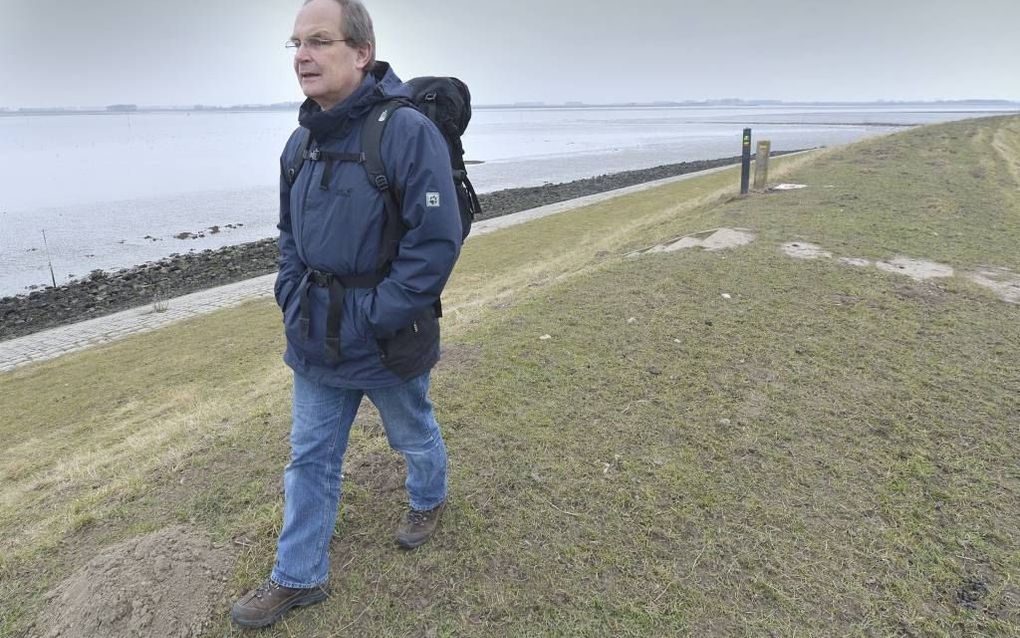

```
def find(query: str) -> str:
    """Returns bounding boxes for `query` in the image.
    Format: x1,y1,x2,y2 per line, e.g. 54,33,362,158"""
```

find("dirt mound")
38,526,233,638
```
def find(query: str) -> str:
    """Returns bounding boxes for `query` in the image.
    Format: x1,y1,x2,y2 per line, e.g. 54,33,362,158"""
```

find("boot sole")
396,534,432,549
231,589,328,628
396,523,441,549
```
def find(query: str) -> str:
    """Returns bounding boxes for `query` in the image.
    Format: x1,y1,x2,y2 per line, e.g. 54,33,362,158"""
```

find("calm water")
0,104,1014,296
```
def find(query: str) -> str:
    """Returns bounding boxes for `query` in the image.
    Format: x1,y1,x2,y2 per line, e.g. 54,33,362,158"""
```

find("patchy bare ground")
436,343,484,374
782,241,833,260
629,227,757,256
36,526,233,638
779,237,1019,302
875,256,955,281
631,221,1018,305
967,267,1020,304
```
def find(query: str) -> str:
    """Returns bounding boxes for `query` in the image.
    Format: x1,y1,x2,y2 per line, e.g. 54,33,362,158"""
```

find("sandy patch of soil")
782,242,833,260
782,239,1018,305
779,239,958,283
967,267,1020,304
650,236,703,253
631,228,756,256
780,239,1020,305
875,257,954,281
37,526,233,638
700,228,757,251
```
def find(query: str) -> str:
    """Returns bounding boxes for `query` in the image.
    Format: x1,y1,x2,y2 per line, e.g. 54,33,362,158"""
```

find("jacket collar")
298,62,405,142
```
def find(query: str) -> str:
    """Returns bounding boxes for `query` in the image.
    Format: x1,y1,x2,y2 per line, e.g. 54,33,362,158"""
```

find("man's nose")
294,44,313,62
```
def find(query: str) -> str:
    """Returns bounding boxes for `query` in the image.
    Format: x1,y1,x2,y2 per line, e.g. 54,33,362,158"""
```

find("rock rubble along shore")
0,152,802,340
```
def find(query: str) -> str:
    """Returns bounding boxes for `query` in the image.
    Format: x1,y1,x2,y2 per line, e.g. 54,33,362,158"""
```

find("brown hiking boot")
230,579,328,628
396,502,446,549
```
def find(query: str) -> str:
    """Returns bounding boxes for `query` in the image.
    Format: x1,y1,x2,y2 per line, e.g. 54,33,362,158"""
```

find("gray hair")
306,0,376,67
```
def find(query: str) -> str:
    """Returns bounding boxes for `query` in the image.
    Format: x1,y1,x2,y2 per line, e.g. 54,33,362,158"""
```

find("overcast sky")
1,0,1018,109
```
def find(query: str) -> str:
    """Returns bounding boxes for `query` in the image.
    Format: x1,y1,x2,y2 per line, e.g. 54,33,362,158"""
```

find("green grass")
1,116,1019,637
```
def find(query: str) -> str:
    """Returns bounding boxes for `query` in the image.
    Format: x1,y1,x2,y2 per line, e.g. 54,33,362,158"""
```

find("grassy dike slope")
2,115,1019,637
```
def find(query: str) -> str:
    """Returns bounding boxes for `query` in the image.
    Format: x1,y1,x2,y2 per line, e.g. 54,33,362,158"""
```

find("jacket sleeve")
274,137,306,309
365,109,462,338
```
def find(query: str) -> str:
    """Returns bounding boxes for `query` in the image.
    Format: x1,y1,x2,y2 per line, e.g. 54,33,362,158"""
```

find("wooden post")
753,140,771,190
740,128,752,195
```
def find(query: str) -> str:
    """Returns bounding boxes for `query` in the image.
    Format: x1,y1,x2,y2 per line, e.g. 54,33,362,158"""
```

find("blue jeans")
271,370,448,588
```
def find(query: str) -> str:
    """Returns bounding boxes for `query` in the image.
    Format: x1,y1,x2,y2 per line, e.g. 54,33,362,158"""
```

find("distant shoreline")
3,101,1018,118
0,151,803,340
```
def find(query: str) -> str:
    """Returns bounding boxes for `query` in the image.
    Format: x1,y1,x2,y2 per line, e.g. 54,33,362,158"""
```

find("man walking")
231,0,462,628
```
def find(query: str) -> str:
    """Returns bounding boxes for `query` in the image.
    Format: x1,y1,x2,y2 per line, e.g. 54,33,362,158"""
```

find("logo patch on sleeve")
425,192,441,208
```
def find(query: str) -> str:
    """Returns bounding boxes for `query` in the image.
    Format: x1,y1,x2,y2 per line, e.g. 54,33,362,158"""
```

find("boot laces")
408,509,429,526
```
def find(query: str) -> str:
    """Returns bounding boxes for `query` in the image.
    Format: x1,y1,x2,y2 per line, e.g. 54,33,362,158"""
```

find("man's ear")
354,43,374,71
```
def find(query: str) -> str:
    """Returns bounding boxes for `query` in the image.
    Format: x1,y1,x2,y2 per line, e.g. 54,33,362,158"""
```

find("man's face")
291,0,372,111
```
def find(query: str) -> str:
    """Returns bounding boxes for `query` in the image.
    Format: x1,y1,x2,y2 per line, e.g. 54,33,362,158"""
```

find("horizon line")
4,98,1020,114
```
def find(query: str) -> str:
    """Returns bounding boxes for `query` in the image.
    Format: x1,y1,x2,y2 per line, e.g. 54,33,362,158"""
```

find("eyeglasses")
285,37,350,51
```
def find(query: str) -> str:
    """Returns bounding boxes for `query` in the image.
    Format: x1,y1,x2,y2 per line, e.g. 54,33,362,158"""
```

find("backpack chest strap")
305,150,366,190
304,150,365,162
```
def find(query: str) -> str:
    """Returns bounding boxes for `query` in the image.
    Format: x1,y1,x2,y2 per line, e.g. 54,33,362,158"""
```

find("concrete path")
0,275,276,372
0,162,740,373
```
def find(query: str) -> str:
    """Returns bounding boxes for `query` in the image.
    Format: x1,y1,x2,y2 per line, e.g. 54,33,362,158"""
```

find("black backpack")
284,76,481,256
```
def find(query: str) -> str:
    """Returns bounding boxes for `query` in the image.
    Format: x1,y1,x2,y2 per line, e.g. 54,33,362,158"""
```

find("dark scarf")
297,62,394,142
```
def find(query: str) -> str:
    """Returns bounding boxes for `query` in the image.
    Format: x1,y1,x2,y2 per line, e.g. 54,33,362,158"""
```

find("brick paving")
0,163,737,373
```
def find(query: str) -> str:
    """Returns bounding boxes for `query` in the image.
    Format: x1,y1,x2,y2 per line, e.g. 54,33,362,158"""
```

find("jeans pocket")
376,307,440,380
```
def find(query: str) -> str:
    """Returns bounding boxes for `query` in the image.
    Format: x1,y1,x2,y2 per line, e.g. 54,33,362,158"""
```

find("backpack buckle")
307,148,321,161
374,174,389,190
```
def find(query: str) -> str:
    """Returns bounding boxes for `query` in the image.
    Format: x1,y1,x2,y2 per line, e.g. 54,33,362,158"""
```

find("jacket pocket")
275,277,299,312
376,306,440,380
282,284,330,365
281,284,306,346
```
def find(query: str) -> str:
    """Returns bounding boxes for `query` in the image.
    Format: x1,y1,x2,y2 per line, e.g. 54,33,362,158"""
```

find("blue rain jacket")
274,63,462,388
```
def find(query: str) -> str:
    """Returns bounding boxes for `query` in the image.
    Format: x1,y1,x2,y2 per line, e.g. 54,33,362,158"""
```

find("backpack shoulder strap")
283,127,311,187
361,99,411,196
362,99,412,271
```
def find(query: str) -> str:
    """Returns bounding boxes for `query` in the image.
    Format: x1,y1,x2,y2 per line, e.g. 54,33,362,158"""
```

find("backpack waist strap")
306,269,383,288
299,268,385,361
